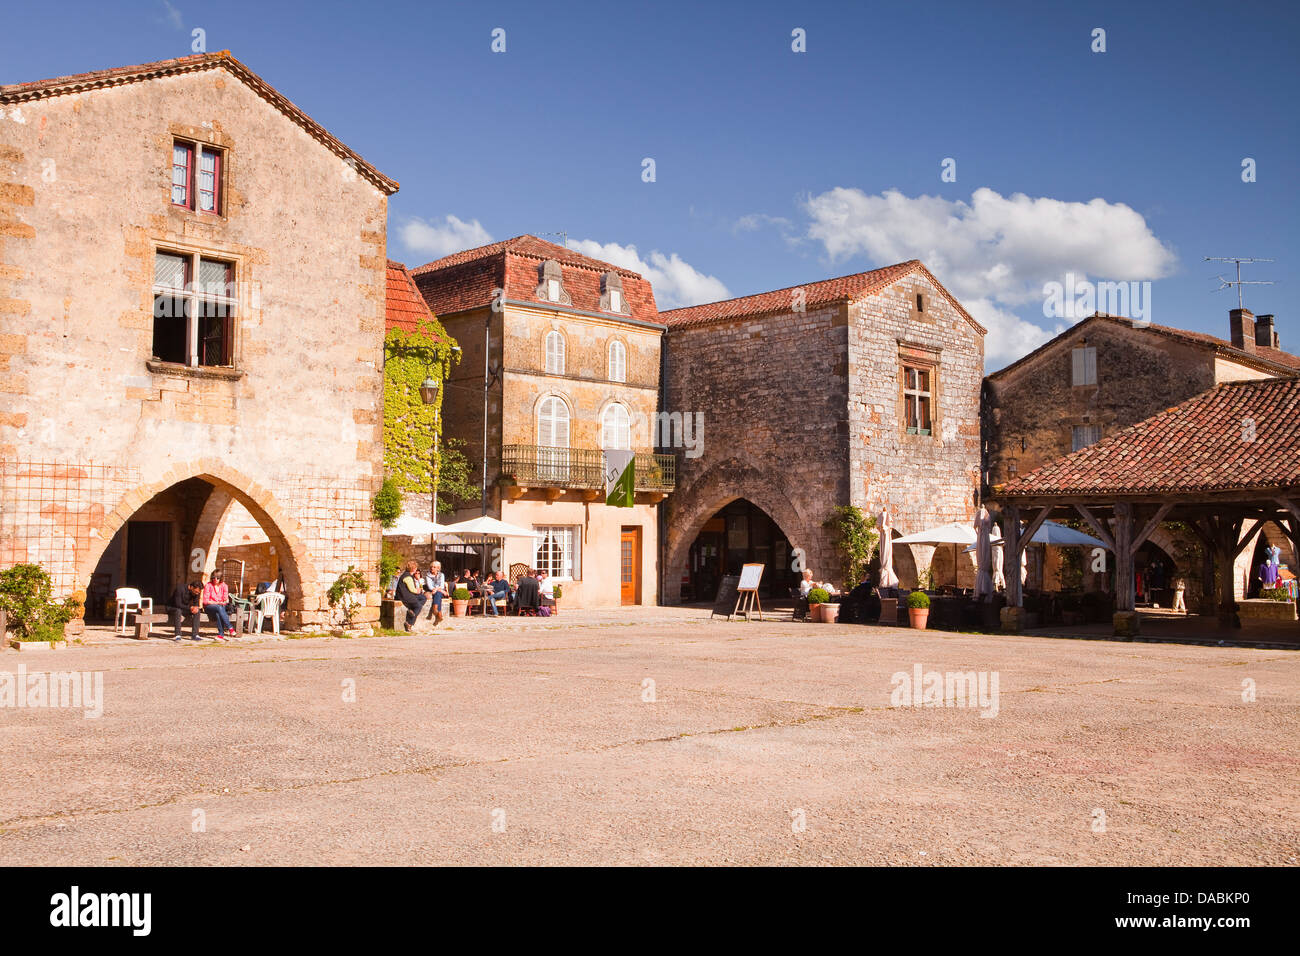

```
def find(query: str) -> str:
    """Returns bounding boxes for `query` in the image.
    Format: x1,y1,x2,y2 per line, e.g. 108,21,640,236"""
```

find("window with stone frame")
533,525,580,580
1071,424,1101,451
544,330,566,374
601,402,631,449
172,139,223,214
608,339,626,383
1071,345,1097,386
902,364,934,436
152,250,236,367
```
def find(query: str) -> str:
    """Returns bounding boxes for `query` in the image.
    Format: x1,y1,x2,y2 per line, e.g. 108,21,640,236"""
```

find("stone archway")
663,458,817,604
75,459,319,627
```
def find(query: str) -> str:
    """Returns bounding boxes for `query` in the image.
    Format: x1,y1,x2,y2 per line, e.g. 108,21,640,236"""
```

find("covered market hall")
989,377,1300,642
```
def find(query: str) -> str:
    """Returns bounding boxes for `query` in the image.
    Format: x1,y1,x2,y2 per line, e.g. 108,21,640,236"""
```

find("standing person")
202,570,235,641
169,581,204,641
424,561,448,624
395,561,427,632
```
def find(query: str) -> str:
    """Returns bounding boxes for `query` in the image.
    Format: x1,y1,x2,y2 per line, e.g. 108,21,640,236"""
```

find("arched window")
608,340,626,383
601,403,631,450
545,330,565,374
538,396,570,448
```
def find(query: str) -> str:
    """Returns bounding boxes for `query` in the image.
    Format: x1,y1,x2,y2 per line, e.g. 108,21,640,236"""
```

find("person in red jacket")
202,570,236,641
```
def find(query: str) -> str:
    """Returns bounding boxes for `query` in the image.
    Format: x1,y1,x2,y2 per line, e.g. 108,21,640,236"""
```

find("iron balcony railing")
500,444,676,493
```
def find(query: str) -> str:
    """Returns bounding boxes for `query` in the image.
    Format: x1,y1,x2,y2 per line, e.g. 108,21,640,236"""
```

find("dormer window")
536,259,571,306
600,271,629,315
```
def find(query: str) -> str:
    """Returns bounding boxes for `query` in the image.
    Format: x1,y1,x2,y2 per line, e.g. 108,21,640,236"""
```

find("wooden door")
620,528,640,605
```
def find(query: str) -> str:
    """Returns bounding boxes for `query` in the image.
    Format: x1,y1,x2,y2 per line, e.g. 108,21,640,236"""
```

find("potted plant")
327,566,368,629
451,587,471,617
552,583,562,614
1,563,78,650
907,590,931,629
807,587,829,622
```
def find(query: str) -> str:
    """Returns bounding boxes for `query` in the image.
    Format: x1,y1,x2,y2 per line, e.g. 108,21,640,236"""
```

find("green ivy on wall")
382,317,476,514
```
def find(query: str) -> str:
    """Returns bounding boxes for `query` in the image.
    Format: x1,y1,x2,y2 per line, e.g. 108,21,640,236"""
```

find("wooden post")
1113,503,1134,612
1005,504,1022,609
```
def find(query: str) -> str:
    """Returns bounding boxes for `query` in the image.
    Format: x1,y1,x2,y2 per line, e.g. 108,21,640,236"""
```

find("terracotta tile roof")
658,260,984,333
0,52,398,195
386,260,446,338
996,377,1300,497
411,235,662,326
988,313,1300,381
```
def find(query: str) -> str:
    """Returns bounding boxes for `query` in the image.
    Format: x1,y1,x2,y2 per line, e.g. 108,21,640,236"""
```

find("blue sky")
4,0,1297,367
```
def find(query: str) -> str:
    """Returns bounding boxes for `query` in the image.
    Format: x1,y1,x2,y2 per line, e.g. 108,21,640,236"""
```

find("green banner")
604,450,635,508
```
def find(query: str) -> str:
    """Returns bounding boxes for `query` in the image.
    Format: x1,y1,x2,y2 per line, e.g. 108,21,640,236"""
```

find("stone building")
660,260,985,601
0,52,397,627
412,236,674,607
983,309,1299,603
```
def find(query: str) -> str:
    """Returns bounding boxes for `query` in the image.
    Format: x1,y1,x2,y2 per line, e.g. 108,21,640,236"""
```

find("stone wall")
0,65,390,624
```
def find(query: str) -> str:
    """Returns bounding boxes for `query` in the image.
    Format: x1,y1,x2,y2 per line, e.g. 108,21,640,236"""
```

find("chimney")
1229,308,1255,352
1254,314,1278,349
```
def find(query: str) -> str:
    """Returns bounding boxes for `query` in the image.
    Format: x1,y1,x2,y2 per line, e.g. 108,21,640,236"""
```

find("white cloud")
399,215,493,260
161,0,183,29
802,186,1176,364
733,212,793,235
566,239,730,310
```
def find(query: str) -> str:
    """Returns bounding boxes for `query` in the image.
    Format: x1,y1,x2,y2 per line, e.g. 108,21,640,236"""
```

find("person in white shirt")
538,571,556,606
798,569,814,598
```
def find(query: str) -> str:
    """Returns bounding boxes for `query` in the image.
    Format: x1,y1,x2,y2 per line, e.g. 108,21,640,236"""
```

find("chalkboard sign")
738,563,764,591
711,575,740,619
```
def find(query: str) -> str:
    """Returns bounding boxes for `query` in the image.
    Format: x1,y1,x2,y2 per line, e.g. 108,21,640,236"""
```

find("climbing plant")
382,316,475,515
371,477,402,528
824,505,879,589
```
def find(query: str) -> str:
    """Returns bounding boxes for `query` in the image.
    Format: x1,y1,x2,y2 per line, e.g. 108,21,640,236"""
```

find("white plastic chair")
114,587,153,635
250,590,284,635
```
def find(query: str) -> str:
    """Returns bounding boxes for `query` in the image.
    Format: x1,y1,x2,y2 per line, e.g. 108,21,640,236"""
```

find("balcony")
500,444,676,499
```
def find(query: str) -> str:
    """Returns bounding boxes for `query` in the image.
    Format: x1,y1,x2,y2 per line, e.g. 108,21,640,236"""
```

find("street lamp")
418,374,441,528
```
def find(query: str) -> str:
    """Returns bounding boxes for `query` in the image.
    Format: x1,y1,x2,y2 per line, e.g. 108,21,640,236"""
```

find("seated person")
514,572,541,613
538,572,556,607
838,573,881,624
491,572,511,613
169,580,205,641
394,562,427,632
423,562,448,623
798,569,815,599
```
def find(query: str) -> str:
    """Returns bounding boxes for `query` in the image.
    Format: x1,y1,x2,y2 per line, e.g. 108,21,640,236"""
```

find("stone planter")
451,599,469,618
1239,599,1298,626
819,603,839,623
908,608,929,630
807,603,822,622
9,639,66,651
1112,611,1141,639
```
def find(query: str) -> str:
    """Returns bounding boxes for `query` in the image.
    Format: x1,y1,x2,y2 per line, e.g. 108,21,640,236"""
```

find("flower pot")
451,600,469,618
819,603,839,623
908,608,929,630
807,603,822,622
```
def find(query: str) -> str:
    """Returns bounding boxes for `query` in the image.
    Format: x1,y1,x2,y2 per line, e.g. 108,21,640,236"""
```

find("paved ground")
1,608,1296,865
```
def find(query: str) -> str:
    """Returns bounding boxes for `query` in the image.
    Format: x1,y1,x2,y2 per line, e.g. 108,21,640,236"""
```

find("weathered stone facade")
0,53,396,625
661,262,985,598
983,311,1300,602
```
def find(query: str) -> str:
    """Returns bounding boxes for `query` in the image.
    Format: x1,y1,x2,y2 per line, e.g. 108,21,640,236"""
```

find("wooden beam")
1232,518,1267,559
1071,502,1115,551
1005,503,1022,609
1130,502,1174,557
1275,496,1300,524
1187,517,1217,551
1017,506,1053,558
1113,502,1135,612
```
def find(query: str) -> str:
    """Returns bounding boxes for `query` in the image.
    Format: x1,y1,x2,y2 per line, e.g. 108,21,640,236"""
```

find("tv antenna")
1205,256,1274,310
538,230,569,248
